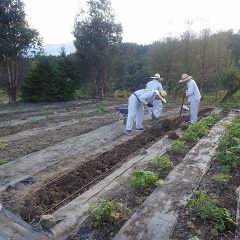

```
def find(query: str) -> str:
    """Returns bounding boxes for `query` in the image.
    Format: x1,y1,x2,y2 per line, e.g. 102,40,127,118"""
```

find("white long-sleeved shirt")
146,79,163,91
133,89,156,105
185,79,201,102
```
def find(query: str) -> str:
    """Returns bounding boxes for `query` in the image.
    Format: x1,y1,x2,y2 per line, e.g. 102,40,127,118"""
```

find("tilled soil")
4,108,212,224
66,109,214,240
0,112,118,161
0,101,120,137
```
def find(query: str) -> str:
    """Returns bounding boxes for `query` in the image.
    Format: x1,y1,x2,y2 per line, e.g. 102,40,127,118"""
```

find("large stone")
40,215,56,230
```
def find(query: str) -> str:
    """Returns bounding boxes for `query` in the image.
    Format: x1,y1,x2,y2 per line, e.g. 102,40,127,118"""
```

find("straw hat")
179,73,192,83
150,73,164,82
155,90,167,103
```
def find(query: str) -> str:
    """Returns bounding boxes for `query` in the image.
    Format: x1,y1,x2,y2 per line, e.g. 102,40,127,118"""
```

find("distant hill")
43,42,76,56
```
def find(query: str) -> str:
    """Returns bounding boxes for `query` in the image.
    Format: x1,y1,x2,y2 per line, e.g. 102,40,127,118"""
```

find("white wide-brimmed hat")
155,90,167,103
151,73,164,82
179,73,192,83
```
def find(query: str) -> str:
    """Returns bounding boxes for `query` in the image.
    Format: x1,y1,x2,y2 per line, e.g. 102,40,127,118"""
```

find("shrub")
130,170,158,191
74,84,92,99
114,89,131,98
87,199,130,226
149,156,173,171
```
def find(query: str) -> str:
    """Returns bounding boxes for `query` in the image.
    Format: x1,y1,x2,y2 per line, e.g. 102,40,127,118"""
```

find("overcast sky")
23,0,240,45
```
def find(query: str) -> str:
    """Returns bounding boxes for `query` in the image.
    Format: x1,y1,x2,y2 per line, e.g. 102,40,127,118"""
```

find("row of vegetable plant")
171,114,240,240
67,112,222,239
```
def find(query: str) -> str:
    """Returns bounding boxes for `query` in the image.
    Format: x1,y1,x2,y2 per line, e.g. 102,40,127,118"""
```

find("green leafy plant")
169,140,188,155
212,173,231,183
0,159,8,165
130,170,158,191
201,112,221,127
149,156,173,171
187,122,208,137
188,191,236,231
0,142,7,151
79,117,85,123
87,199,130,226
189,237,200,240
96,103,107,114
214,116,240,172
181,131,198,142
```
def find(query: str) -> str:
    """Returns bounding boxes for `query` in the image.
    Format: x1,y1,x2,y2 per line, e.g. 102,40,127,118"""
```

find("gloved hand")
147,103,153,108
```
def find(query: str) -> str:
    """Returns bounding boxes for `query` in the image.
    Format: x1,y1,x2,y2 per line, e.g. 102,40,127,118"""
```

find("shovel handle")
177,92,186,123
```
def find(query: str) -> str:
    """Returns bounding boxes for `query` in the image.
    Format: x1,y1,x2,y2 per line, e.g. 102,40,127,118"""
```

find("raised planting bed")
2,108,212,223
64,109,224,240
170,111,240,240
0,103,116,137
0,112,118,161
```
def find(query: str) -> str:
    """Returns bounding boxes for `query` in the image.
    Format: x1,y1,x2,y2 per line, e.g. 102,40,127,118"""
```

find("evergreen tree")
21,56,75,102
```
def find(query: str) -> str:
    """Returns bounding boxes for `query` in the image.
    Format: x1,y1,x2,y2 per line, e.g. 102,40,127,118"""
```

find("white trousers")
190,100,200,123
126,94,144,130
148,99,162,119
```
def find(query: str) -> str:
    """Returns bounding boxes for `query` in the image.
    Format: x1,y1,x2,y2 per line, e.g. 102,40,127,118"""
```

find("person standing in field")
146,73,165,119
179,73,201,123
125,89,167,136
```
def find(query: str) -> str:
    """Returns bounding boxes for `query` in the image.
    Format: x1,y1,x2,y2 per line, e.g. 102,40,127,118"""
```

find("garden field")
0,99,239,240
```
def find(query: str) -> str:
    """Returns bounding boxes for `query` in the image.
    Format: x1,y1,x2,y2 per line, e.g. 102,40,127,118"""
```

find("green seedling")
96,103,107,114
149,156,173,171
130,170,158,191
189,237,200,240
83,112,91,117
212,173,231,183
31,119,38,124
79,117,85,123
87,199,130,226
169,140,188,155
0,142,7,151
0,159,8,165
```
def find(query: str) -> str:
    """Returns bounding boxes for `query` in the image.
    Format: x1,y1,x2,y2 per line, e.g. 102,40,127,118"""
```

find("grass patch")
202,90,240,109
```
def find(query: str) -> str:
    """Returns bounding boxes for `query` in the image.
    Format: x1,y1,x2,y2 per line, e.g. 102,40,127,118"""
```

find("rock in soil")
39,214,56,230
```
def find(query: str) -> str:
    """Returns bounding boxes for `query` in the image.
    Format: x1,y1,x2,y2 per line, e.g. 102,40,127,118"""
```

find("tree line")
0,0,240,103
